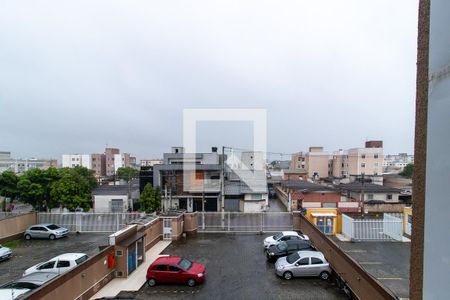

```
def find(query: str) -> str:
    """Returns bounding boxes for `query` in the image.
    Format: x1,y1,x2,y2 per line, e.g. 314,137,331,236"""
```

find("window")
374,154,379,159
250,194,262,200
361,163,366,168
367,194,374,200
387,194,393,200
169,265,182,272
154,264,167,271
297,258,309,265
57,261,70,268
39,261,56,270
311,257,323,265
75,255,89,265
361,154,366,159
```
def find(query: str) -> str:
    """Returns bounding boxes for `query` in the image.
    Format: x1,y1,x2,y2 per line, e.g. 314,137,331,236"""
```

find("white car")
263,231,309,249
0,288,30,300
23,253,89,276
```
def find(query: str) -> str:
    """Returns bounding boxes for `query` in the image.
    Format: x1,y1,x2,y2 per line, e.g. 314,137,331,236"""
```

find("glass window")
39,261,56,270
75,255,89,265
311,257,323,265
273,233,283,240
276,242,288,251
387,194,393,200
178,258,193,270
57,261,70,268
169,265,182,272
154,264,167,271
286,252,300,264
297,257,309,265
46,224,60,230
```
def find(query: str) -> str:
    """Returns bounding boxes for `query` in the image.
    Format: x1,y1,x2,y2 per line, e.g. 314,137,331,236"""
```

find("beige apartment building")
291,141,384,179
291,147,332,179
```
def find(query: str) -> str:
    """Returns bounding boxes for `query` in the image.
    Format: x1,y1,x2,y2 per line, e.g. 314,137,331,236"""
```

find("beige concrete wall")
144,218,162,251
27,246,115,300
171,215,184,240
364,203,405,213
306,153,331,178
183,212,198,235
0,212,37,242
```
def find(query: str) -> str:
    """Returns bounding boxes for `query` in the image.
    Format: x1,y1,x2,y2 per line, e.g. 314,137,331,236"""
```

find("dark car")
266,240,314,261
146,256,206,287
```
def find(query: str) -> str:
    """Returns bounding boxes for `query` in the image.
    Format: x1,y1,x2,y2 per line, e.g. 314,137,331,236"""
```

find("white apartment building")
62,154,92,169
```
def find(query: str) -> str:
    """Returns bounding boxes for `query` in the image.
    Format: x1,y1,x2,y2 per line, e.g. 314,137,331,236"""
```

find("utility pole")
361,173,365,214
221,146,226,229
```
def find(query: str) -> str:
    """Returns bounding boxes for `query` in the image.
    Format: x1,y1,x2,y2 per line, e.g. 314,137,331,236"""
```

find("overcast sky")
0,0,419,161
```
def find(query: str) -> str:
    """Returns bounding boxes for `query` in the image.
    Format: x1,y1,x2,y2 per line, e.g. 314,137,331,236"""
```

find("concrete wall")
183,212,198,235
27,246,115,300
0,212,37,242
364,203,406,213
171,215,184,240
94,195,128,213
143,218,162,251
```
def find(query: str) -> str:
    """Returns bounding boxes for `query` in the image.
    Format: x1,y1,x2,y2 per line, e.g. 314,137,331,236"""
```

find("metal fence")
342,213,403,241
197,212,293,232
38,213,143,232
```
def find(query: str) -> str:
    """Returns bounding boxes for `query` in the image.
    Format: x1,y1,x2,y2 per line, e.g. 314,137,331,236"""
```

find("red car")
146,256,206,287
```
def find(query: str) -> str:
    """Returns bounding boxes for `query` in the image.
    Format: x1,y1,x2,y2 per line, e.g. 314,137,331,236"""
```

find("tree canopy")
116,167,139,181
399,163,414,178
0,166,97,211
139,183,161,213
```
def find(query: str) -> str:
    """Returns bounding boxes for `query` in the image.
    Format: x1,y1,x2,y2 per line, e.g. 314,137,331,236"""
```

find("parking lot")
333,239,410,299
120,233,348,300
0,233,109,286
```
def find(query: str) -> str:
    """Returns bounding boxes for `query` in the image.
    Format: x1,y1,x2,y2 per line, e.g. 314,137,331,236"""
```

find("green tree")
116,167,139,182
399,163,414,178
139,183,161,213
50,167,96,211
0,170,19,199
17,177,45,209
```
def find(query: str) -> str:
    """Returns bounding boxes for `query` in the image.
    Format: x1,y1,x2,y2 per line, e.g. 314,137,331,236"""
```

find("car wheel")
320,271,330,280
147,278,157,287
187,278,197,287
283,271,293,280
49,234,56,240
25,234,31,240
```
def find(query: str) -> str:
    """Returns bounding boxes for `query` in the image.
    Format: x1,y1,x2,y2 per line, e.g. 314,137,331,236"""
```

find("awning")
311,212,337,217
119,231,146,247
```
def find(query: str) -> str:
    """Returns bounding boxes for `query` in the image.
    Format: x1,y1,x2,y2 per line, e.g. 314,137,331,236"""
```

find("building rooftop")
283,180,337,192
338,182,401,193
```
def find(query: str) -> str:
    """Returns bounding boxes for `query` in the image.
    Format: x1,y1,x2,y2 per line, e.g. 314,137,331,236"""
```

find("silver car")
0,245,12,262
1,272,59,290
275,250,331,280
24,224,69,240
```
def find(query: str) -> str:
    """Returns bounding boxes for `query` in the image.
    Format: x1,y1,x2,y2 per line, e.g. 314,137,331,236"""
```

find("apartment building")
62,154,92,169
291,147,332,179
105,148,120,176
153,147,222,212
0,151,57,174
383,153,414,173
291,141,384,180
140,159,163,167
332,141,384,178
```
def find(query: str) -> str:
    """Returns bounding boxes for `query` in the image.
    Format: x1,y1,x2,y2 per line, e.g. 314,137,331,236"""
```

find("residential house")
92,180,140,213
153,147,222,212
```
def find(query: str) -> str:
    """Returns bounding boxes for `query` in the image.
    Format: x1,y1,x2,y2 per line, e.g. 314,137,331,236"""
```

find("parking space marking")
359,262,382,265
377,277,404,280
345,250,367,253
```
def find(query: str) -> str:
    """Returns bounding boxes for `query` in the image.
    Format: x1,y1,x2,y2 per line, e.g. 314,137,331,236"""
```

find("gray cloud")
0,0,418,160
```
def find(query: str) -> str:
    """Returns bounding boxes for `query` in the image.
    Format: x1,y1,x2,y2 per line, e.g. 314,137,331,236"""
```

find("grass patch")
2,239,19,248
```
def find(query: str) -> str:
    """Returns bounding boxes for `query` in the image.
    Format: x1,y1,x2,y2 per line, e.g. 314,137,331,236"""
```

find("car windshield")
3,282,39,290
46,224,60,230
276,241,288,251
273,233,283,240
178,258,193,270
286,252,300,264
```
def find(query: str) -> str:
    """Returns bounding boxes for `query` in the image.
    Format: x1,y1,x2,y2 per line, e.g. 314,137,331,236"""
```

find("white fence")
198,212,293,232
38,213,143,232
341,213,403,241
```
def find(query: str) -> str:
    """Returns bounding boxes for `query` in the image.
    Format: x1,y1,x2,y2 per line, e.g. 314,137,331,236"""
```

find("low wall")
144,218,162,251
183,212,198,235
293,212,397,300
26,246,115,300
365,203,406,213
0,212,37,243
274,186,289,209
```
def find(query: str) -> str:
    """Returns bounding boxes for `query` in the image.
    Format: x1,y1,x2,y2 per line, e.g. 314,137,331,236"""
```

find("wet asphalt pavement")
0,233,109,286
127,233,348,300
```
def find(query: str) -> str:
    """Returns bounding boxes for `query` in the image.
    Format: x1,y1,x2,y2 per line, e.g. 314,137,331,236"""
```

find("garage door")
224,199,240,211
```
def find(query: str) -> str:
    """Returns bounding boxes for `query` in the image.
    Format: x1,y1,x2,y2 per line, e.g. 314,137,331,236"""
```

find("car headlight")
269,252,275,256
198,273,204,277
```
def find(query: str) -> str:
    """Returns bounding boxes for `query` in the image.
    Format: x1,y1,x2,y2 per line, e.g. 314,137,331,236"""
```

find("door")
310,257,325,276
179,199,187,210
293,257,311,277
37,261,56,273
204,198,218,211
163,218,172,241
168,265,184,284
193,199,202,212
